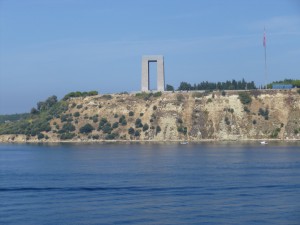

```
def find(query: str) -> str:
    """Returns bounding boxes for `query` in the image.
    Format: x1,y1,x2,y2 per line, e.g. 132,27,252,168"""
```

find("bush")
79,123,94,134
102,123,112,134
60,132,75,140
71,103,76,108
153,92,162,97
105,132,119,140
156,125,161,134
221,91,226,96
258,108,269,120
166,84,174,91
134,130,140,137
112,122,119,129
61,122,75,133
225,117,230,125
140,113,144,117
77,104,83,109
129,111,134,116
92,116,98,123
252,120,257,125
101,94,112,100
114,114,119,118
73,112,80,117
177,94,185,102
244,106,250,113
92,134,99,140
143,123,149,131
177,118,183,124
37,133,45,140
206,98,212,103
128,127,135,135
119,115,126,123
135,118,143,128
238,92,252,105
153,105,157,110
121,120,127,126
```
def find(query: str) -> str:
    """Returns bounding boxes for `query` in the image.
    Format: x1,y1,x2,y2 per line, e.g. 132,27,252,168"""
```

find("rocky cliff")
1,89,300,142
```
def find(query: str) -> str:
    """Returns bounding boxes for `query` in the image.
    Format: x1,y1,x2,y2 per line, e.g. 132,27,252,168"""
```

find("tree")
135,118,143,128
156,125,161,134
30,107,38,114
134,130,140,137
166,84,174,91
79,123,94,134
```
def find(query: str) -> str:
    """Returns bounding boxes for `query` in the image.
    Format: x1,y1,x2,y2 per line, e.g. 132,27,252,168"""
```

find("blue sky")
0,0,300,114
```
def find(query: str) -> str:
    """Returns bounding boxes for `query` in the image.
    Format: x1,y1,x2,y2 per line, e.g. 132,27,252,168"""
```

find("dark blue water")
0,143,300,225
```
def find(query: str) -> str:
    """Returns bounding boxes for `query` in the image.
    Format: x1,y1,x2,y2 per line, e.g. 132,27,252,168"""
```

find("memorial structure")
141,55,165,91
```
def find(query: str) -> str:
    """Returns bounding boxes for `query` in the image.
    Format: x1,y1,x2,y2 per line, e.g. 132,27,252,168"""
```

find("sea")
0,142,300,225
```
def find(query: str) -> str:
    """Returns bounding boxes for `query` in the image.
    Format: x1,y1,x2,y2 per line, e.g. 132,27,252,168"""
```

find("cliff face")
1,90,300,142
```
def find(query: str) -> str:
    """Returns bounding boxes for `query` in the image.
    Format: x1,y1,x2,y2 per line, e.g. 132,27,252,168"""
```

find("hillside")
1,89,300,142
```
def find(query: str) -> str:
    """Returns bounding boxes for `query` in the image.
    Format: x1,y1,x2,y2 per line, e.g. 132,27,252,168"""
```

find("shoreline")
1,138,300,144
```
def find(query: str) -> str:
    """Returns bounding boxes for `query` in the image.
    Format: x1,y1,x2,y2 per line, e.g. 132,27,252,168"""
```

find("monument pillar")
141,55,165,92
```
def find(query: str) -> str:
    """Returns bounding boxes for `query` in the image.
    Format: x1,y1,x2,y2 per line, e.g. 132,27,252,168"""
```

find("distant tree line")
168,79,256,91
267,79,300,88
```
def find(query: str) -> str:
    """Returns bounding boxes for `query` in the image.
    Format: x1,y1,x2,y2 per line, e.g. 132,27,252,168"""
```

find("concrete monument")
141,55,165,91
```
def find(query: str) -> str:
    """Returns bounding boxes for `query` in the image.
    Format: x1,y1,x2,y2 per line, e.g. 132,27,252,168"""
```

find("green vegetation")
176,94,185,102
101,94,112,100
0,113,30,124
166,84,174,91
60,132,75,140
267,79,300,88
224,117,230,125
135,118,143,128
73,112,80,117
143,123,149,131
153,105,157,110
177,126,187,135
153,92,162,97
156,125,161,134
63,91,98,101
178,79,256,91
129,111,134,116
134,130,140,137
128,127,135,135
79,123,94,134
270,128,281,138
238,92,252,105
258,108,269,120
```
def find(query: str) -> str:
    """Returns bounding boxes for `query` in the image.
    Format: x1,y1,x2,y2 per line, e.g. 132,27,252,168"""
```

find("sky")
0,0,300,114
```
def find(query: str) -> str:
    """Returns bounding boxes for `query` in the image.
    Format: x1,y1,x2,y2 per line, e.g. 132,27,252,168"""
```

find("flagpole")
264,28,267,89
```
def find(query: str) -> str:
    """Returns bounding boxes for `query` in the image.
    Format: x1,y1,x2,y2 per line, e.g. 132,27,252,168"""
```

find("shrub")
79,123,94,134
102,123,112,134
105,132,119,140
140,113,144,117
252,120,257,125
60,132,75,140
153,92,162,97
71,103,76,108
114,114,119,118
177,118,183,124
177,94,185,102
129,111,134,116
73,112,80,117
156,125,161,134
244,106,250,113
92,116,98,123
92,134,99,140
294,129,299,134
101,94,112,100
128,127,135,135
238,92,252,105
77,104,83,109
134,130,140,137
121,120,127,126
225,117,230,125
112,122,119,129
297,89,300,94
37,133,45,140
221,91,226,96
119,115,126,123
206,98,212,103
153,105,157,110
143,123,149,131
135,118,143,128
258,108,269,120
61,122,75,133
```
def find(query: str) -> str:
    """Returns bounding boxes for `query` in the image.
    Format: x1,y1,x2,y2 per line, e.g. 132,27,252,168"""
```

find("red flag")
263,29,266,48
